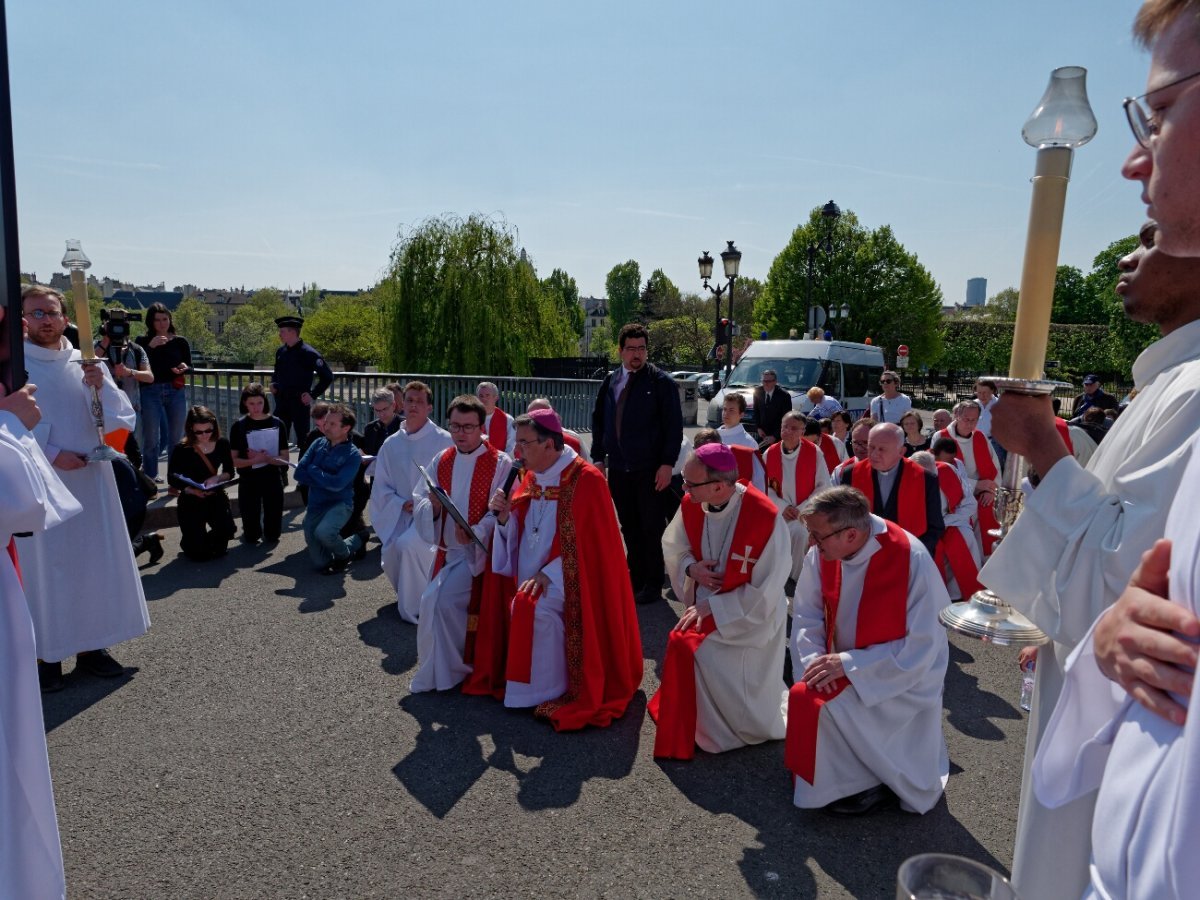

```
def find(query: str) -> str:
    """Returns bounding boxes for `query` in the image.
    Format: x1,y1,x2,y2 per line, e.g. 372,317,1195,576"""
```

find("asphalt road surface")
43,431,1028,899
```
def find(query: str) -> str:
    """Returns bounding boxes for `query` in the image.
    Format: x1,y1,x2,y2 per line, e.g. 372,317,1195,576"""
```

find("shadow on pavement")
943,643,1021,741
637,597,681,683
140,550,244,602
358,603,418,675
393,689,644,818
42,665,140,732
660,741,1008,898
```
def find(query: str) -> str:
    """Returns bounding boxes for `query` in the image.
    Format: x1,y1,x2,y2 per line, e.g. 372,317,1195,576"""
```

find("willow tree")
381,214,578,375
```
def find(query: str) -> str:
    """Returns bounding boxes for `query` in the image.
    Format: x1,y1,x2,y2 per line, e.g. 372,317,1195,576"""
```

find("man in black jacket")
1069,374,1119,419
752,369,793,448
592,323,684,604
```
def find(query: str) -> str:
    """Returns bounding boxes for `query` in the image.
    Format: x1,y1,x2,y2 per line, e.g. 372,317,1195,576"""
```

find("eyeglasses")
880,379,897,385
621,343,648,354
851,440,869,449
1124,69,1200,149
192,427,214,435
809,525,851,546
514,437,544,450
448,423,480,434
762,378,777,383
24,308,64,320
682,477,720,490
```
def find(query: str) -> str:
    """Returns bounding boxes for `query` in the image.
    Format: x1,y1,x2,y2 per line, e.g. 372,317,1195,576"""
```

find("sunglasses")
192,427,214,435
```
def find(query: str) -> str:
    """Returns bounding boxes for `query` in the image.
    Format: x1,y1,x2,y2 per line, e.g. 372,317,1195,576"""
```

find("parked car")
705,339,885,428
696,373,718,400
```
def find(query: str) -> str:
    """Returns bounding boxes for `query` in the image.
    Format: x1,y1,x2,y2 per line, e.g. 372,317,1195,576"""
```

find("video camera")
99,308,141,347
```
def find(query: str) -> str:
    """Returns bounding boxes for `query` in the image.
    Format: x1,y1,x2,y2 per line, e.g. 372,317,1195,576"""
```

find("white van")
705,339,886,428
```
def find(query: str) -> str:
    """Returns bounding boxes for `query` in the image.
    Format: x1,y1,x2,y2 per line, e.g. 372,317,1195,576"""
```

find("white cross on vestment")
731,545,758,574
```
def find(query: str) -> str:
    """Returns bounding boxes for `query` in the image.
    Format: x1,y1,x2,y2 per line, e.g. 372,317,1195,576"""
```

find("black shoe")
242,535,261,546
38,660,65,693
76,649,125,679
824,784,898,816
145,532,164,565
635,585,662,605
322,556,350,576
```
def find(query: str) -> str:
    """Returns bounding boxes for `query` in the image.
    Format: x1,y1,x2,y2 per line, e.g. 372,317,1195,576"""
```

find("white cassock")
670,435,690,476
16,339,149,662
790,516,950,812
484,410,516,455
939,460,981,600
718,424,759,452
491,446,578,708
1033,432,1200,900
410,443,512,692
980,318,1200,899
563,428,590,462
945,425,1001,491
1,411,81,900
1068,424,1098,470
368,420,452,622
831,436,849,463
662,484,790,752
766,443,832,581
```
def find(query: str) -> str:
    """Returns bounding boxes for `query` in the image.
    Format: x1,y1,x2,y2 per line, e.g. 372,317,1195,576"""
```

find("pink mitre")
528,408,563,434
694,442,736,472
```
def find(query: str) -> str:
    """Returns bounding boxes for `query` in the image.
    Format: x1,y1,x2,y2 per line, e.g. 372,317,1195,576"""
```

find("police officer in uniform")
270,315,334,447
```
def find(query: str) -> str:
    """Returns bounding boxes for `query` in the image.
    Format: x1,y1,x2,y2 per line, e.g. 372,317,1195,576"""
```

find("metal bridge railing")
186,370,603,432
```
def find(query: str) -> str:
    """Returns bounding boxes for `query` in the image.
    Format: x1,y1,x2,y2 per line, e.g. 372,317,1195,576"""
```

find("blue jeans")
139,382,188,478
303,502,363,566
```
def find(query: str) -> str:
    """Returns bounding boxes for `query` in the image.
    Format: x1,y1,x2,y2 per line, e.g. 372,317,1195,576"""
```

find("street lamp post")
804,200,840,339
698,240,742,387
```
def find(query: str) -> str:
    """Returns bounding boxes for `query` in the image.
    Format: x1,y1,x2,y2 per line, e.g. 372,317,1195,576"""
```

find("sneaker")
76,648,125,679
322,556,350,576
154,476,165,484
38,660,65,693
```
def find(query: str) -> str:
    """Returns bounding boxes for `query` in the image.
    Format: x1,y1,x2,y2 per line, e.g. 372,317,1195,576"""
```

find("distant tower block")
966,277,987,307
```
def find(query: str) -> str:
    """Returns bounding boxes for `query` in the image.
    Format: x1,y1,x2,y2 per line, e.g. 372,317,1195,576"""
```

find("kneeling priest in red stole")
488,409,642,730
786,485,949,816
649,442,790,760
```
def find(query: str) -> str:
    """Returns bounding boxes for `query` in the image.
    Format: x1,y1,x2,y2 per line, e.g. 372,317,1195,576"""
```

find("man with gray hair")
477,381,515,454
650,442,790,759
837,422,943,557
785,485,949,815
526,397,588,461
935,398,1000,556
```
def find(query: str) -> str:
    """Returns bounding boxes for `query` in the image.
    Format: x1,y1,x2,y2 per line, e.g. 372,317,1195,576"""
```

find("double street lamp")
698,240,741,386
805,200,841,339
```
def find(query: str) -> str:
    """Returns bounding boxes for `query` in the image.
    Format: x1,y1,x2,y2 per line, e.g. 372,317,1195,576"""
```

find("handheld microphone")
487,463,523,518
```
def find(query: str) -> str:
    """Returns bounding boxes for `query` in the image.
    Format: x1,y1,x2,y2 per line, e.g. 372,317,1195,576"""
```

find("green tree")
757,208,944,364
216,288,289,365
380,214,577,376
172,297,217,355
302,292,385,369
1086,234,1157,374
605,260,641,332
730,275,763,337
960,287,1018,322
541,268,584,338
1052,264,1106,324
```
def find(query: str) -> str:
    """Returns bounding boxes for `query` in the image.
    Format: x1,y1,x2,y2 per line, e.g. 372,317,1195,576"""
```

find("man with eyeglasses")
15,284,148,693
591,323,683,605
785,486,949,817
370,381,452,621
987,215,1200,897
410,394,514,695
867,371,911,425
935,399,1001,556
488,409,641,728
831,417,875,482
752,369,792,448
650,442,790,760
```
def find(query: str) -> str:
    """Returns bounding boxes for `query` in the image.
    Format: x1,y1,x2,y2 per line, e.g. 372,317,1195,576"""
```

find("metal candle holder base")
74,358,126,464
937,375,1070,648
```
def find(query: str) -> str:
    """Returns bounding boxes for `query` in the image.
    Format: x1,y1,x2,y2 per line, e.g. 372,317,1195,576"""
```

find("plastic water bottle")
1019,659,1035,712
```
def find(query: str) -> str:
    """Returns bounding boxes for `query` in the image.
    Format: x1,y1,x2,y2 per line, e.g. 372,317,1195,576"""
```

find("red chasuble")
938,426,1000,555
933,462,982,598
764,440,819,506
817,433,841,475
1054,417,1074,455
785,520,910,784
501,458,643,730
562,431,583,455
728,444,759,485
486,408,510,450
648,484,778,759
848,457,928,538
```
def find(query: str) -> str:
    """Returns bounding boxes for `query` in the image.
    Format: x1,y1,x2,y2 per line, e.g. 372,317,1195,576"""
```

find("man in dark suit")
837,422,944,556
591,323,684,604
753,368,793,448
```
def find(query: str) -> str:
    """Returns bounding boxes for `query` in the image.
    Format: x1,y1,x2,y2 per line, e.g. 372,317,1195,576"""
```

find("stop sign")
897,344,910,357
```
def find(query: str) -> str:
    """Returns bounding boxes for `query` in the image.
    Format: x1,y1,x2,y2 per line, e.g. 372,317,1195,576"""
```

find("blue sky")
10,2,1151,306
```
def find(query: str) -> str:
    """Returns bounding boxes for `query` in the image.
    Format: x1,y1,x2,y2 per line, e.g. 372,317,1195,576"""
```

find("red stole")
818,433,841,474
486,408,509,450
933,462,982,598
849,457,928,538
728,444,759,486
6,538,20,583
431,445,498,578
649,485,778,760
504,476,565,685
764,441,818,506
938,426,999,555
785,521,911,784
1054,417,1074,455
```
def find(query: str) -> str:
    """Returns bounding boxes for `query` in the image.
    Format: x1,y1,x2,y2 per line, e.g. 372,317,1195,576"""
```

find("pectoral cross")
730,545,758,574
